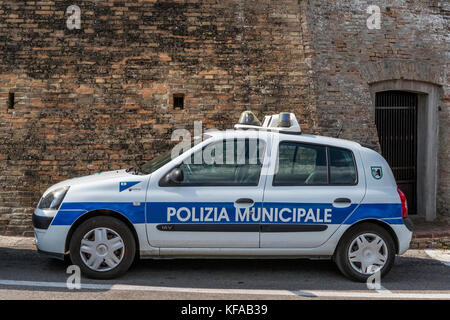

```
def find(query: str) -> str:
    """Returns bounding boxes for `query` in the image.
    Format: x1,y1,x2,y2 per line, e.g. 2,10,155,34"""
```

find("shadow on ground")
0,246,449,294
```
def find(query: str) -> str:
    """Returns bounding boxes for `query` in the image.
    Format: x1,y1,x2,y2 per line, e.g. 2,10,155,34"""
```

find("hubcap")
348,233,388,275
80,227,125,272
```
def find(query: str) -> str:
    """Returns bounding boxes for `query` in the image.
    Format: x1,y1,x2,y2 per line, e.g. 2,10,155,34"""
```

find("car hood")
43,169,140,196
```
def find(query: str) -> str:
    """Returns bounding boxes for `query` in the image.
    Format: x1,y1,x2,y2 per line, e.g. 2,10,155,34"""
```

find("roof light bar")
234,111,301,134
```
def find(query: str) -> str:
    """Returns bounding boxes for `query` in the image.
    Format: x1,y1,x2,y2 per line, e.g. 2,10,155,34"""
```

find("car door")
145,137,268,248
261,140,365,248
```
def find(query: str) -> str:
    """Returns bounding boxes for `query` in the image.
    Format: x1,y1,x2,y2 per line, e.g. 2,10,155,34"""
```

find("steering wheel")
184,163,193,175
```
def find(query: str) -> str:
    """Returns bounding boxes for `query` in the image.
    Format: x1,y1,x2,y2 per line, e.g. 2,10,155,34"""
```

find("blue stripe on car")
51,202,403,226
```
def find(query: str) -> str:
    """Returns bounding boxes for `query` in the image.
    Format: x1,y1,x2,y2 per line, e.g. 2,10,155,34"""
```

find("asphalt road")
0,238,449,300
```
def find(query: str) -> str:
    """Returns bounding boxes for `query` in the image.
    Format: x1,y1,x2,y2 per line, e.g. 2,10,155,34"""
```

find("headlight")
38,186,70,210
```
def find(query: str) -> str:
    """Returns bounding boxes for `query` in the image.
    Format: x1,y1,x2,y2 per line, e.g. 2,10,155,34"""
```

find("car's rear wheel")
69,216,136,279
334,223,396,282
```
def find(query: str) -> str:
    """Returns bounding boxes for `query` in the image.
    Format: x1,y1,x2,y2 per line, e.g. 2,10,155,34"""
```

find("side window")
329,147,357,185
177,139,266,186
273,142,327,185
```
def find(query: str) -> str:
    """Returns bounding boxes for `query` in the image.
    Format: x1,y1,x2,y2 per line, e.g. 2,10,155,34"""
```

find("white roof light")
237,111,262,126
234,111,301,134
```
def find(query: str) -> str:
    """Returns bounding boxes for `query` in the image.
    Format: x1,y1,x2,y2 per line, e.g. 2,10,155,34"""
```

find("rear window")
274,143,327,185
329,147,357,184
273,142,357,186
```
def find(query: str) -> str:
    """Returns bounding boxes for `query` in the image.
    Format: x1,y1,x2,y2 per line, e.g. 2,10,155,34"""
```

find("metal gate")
375,91,417,214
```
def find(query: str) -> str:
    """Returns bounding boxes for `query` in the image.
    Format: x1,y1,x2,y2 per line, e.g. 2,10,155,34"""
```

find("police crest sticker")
371,166,383,180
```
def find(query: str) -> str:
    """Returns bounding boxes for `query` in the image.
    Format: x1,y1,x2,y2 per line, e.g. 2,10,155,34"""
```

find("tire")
69,216,136,279
334,223,396,282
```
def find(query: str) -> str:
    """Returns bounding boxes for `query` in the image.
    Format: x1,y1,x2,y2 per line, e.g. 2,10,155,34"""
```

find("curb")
410,235,450,249
410,223,450,249
0,235,35,250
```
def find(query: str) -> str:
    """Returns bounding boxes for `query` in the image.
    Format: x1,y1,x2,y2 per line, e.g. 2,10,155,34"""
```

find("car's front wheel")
69,216,136,279
334,223,396,282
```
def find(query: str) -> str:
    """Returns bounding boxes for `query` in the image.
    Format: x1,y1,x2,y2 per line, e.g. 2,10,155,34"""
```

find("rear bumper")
403,217,414,232
391,223,413,255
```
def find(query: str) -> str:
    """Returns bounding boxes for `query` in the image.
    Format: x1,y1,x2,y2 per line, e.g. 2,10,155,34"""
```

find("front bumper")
33,208,70,258
32,212,54,230
37,248,65,260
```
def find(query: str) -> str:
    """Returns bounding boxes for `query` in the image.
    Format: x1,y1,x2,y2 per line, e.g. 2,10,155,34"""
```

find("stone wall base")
410,237,450,250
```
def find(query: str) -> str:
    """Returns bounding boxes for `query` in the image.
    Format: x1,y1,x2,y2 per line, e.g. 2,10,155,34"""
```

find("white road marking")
0,279,450,299
425,249,450,267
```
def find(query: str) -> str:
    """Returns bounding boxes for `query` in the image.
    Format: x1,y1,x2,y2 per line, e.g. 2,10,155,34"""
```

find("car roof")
205,129,363,150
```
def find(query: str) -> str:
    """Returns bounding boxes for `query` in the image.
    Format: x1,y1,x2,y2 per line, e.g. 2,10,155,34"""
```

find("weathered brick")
0,0,448,236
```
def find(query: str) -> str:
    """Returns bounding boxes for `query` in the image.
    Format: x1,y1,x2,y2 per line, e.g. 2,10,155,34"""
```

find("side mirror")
159,167,184,186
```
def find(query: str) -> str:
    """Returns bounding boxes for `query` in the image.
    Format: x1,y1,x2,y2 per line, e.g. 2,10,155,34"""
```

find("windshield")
139,134,213,175
140,150,173,175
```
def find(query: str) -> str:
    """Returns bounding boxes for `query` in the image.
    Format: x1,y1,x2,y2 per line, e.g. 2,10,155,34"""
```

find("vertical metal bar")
400,93,403,180
414,94,418,212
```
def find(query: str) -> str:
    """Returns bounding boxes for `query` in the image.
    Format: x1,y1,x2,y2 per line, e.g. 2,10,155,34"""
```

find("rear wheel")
335,223,396,282
69,216,136,279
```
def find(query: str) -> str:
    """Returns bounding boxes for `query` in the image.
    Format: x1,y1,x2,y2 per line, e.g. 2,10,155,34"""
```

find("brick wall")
304,0,449,215
0,0,448,235
0,0,316,235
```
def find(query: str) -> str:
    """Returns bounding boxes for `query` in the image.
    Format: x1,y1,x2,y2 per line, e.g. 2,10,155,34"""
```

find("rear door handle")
333,198,352,208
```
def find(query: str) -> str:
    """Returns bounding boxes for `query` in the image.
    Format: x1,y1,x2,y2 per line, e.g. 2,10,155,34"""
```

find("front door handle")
234,198,255,209
333,198,352,208
235,198,254,205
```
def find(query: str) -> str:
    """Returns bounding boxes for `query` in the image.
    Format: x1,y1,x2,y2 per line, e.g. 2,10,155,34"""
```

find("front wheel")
69,216,136,279
334,223,396,282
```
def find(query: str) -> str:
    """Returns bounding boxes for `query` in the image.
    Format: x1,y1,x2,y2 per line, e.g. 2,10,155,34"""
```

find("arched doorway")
370,80,441,221
375,91,418,214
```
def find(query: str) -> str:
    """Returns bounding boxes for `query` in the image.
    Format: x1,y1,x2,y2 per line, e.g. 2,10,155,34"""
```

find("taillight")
397,188,408,218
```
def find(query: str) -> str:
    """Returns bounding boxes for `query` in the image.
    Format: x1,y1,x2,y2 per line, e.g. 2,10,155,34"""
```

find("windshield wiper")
126,158,144,175
125,167,137,174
